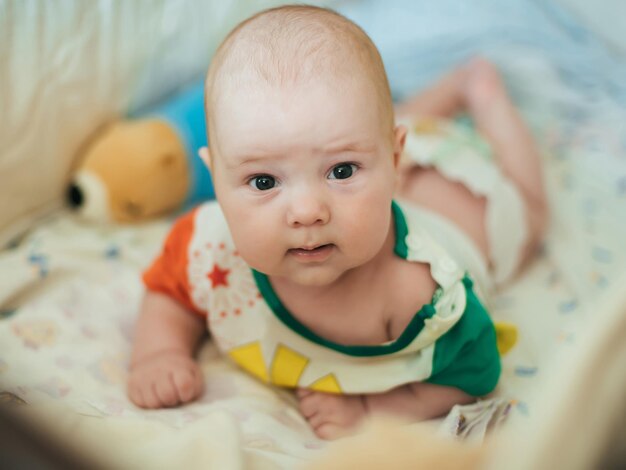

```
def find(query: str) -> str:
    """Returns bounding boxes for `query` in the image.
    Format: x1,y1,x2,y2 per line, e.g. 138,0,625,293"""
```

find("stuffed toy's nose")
67,183,84,208
65,170,111,222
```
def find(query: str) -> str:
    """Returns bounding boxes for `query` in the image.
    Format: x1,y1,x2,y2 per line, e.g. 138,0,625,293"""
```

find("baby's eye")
249,175,276,191
328,163,357,180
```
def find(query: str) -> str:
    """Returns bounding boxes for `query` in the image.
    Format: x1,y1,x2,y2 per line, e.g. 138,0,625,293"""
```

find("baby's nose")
287,194,330,227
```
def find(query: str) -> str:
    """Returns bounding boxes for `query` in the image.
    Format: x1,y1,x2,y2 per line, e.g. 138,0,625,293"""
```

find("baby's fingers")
298,394,320,419
128,372,162,409
127,382,145,408
140,382,163,409
172,366,203,403
154,374,180,407
296,388,313,399
315,422,344,440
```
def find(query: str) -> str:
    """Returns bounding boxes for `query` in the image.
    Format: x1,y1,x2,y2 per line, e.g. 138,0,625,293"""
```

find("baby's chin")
271,264,349,288
290,270,343,288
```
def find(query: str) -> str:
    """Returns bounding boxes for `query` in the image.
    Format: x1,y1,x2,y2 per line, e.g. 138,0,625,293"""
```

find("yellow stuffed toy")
68,81,214,223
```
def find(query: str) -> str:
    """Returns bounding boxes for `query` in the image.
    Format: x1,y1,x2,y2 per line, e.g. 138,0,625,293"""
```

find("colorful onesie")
143,199,501,397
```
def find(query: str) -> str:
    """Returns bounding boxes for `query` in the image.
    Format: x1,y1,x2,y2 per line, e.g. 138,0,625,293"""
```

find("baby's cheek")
234,230,280,272
349,210,389,253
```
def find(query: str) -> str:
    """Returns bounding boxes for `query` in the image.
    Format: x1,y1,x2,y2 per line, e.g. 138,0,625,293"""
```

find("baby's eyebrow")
224,141,377,168
226,152,284,168
322,141,377,155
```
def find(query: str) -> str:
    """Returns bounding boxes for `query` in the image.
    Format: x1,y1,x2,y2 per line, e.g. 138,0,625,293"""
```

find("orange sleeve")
142,208,207,317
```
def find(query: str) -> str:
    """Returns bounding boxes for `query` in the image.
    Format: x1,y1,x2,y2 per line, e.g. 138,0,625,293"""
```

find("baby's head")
201,5,406,286
205,5,397,145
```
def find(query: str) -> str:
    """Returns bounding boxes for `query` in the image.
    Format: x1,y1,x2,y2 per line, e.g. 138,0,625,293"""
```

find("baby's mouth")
288,244,335,260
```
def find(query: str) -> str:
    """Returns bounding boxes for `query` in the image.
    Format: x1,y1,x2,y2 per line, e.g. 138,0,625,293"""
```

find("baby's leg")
397,59,547,273
463,59,547,264
364,381,476,422
408,382,476,420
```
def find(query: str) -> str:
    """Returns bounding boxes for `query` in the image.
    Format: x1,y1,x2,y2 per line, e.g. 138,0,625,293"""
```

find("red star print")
207,264,230,288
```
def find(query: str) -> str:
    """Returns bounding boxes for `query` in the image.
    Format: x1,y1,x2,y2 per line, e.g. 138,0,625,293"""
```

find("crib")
1,1,625,468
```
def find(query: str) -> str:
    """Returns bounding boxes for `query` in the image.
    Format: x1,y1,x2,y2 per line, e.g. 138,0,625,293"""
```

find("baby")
127,5,546,440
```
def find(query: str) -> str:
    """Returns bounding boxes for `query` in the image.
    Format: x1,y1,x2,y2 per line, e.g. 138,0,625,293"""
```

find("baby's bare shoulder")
384,257,438,341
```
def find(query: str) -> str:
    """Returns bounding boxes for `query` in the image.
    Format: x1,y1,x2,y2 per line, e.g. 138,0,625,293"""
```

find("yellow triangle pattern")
228,342,268,382
270,344,309,387
494,321,518,356
309,374,342,394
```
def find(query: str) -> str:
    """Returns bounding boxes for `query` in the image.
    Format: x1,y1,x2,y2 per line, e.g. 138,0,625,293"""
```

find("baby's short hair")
205,5,394,143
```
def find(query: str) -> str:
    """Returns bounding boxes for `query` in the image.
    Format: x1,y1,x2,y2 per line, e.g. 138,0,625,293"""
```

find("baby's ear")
392,124,407,168
198,146,212,171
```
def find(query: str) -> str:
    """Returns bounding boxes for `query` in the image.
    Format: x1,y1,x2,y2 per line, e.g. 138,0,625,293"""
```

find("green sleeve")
426,278,501,397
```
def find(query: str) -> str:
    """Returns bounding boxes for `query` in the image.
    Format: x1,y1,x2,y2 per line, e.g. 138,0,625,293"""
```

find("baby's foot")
464,58,509,114
463,58,521,136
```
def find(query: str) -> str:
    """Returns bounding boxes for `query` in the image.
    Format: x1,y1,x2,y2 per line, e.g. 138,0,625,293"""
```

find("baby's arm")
297,382,473,440
127,291,206,409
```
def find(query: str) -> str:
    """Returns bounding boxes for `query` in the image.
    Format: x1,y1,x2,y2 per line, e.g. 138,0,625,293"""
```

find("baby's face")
209,76,405,287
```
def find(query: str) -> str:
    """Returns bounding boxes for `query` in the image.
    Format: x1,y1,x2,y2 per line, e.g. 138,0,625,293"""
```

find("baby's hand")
296,389,367,440
127,350,204,409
